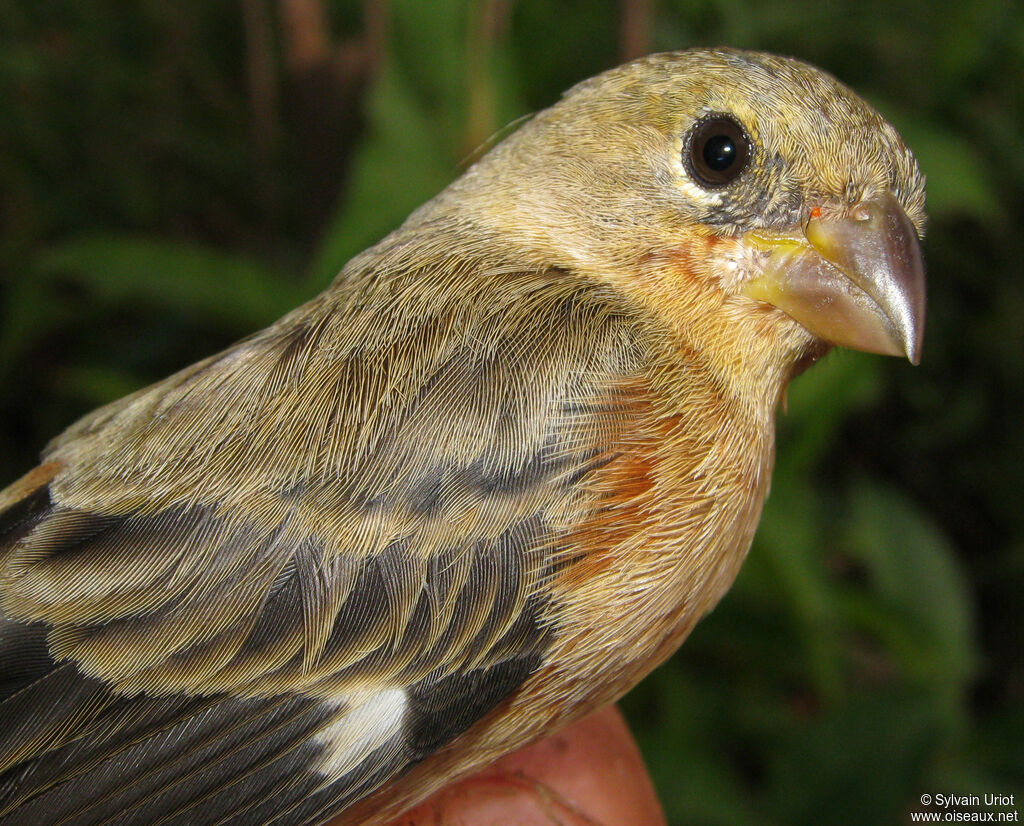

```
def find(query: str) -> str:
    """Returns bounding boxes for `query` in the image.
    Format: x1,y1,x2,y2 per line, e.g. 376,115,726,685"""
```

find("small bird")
0,48,925,826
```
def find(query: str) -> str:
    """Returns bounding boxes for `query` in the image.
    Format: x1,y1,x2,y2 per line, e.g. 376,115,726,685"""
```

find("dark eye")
686,114,752,188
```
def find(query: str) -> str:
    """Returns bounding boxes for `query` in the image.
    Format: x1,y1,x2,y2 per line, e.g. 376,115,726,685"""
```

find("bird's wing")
0,267,644,826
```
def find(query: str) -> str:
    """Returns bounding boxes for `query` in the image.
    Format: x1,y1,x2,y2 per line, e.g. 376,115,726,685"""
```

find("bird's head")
412,48,926,377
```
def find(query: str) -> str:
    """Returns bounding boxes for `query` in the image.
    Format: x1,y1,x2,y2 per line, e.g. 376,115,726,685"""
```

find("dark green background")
1,2,1021,823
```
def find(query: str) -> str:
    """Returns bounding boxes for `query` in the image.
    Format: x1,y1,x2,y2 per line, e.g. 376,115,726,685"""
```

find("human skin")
384,705,665,826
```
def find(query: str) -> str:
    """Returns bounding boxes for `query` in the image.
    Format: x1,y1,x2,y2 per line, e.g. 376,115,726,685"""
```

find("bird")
0,48,925,826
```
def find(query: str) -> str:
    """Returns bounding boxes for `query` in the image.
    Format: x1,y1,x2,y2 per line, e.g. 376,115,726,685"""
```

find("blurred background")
0,1,1020,823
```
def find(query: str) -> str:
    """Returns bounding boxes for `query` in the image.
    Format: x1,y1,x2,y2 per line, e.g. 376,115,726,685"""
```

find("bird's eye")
686,114,752,188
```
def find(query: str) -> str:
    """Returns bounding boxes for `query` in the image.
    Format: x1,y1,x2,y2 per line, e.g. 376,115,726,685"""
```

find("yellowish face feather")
0,49,925,826
428,51,922,251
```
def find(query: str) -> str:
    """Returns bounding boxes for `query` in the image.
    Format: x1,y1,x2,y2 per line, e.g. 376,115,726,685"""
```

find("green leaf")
768,688,946,826
882,112,998,222
778,349,882,476
37,234,305,329
308,63,457,288
842,481,976,692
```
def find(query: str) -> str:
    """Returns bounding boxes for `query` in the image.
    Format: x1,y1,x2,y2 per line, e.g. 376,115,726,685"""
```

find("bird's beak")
740,192,926,363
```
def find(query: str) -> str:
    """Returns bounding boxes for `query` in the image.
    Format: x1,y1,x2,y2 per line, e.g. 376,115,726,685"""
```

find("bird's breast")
513,361,778,730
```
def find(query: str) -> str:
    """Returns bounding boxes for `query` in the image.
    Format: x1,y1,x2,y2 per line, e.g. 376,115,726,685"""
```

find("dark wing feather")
0,265,643,825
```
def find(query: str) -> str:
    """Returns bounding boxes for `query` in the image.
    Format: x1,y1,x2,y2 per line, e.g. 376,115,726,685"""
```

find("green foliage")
311,63,458,283
38,235,303,326
1,1,1021,823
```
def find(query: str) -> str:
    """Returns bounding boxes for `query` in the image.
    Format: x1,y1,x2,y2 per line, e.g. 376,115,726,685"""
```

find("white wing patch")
314,689,408,781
